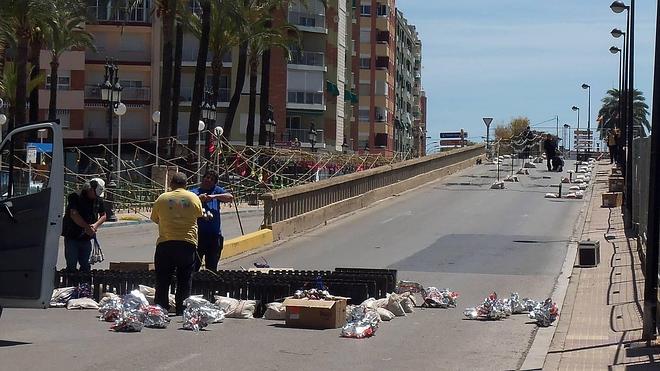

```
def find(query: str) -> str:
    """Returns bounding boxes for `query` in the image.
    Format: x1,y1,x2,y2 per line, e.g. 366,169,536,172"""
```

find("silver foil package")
110,290,150,332
142,305,170,329
463,292,511,321
422,287,460,308
395,280,425,294
292,289,334,300
341,305,381,339
182,297,225,332
528,298,559,327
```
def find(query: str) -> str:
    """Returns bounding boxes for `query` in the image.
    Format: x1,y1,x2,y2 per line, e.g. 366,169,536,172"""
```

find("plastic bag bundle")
263,302,286,320
463,292,511,320
506,293,538,315
142,305,170,329
422,287,460,308
341,306,381,339
395,280,425,294
214,296,257,319
528,298,559,327
89,236,104,265
99,295,123,322
110,290,150,332
292,289,334,300
183,297,225,332
67,297,99,310
50,287,75,307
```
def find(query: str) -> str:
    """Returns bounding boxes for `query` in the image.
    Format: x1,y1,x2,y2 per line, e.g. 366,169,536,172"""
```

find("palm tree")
597,88,650,137
0,62,45,129
244,18,297,146
28,28,44,122
44,0,94,121
186,0,211,151
0,0,53,130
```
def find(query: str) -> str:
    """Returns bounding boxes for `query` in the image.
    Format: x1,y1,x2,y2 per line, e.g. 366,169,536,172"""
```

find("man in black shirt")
542,134,558,172
61,178,107,272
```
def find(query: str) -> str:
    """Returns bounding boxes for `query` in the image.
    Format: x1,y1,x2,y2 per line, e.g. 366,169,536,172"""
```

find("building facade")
36,0,423,157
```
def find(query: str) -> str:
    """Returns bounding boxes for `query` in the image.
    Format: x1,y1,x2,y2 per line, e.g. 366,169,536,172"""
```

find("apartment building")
350,0,396,154
393,9,416,155
38,0,425,157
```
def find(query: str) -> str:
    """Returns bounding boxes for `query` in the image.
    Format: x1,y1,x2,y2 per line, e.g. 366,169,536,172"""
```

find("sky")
396,0,657,149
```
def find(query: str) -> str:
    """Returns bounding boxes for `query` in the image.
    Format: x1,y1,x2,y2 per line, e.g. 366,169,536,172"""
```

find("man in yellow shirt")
150,172,203,315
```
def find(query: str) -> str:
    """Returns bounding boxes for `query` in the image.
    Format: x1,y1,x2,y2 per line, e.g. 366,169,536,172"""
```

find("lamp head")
611,28,624,38
610,46,621,54
581,83,590,90
572,106,579,111
610,1,627,13
152,111,161,123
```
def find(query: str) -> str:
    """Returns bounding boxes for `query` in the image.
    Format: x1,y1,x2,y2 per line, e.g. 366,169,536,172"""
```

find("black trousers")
546,155,555,171
609,145,617,164
154,240,196,315
195,233,224,272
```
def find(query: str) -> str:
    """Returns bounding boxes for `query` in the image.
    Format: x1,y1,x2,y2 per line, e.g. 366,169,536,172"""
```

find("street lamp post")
152,111,161,165
572,106,580,171
99,60,122,222
264,104,276,147
308,122,317,152
197,120,205,184
563,124,571,157
114,103,127,185
581,84,591,153
610,46,623,132
611,0,635,228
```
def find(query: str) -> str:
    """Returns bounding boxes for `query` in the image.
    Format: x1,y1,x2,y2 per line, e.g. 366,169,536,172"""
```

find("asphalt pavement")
0,158,588,371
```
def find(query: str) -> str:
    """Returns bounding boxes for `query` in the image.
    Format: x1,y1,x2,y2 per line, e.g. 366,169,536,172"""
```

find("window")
120,80,142,88
359,83,370,96
377,4,388,16
46,76,70,91
359,108,370,121
360,29,371,43
286,116,301,129
360,57,371,69
360,5,371,16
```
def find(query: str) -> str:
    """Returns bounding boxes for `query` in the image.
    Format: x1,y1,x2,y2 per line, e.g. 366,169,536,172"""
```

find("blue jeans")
64,238,92,272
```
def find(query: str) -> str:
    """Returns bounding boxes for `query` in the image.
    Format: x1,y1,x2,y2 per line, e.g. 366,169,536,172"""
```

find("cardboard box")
109,262,155,272
602,192,623,208
283,297,347,329
608,176,625,192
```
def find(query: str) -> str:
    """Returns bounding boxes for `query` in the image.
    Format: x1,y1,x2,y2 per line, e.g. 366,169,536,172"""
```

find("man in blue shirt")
190,170,233,271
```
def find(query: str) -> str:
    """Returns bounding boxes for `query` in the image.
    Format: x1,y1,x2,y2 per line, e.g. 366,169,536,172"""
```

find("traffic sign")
26,147,37,164
483,117,493,127
440,132,468,139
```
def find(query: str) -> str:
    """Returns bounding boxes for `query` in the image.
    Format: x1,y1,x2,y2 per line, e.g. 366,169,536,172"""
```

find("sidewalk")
543,160,660,370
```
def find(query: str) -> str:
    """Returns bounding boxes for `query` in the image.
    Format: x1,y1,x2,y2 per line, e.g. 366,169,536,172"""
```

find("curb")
520,163,600,370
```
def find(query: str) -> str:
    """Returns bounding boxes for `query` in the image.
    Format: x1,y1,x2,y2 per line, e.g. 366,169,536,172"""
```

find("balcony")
289,51,324,67
87,4,150,24
85,85,151,101
286,91,325,111
376,31,390,44
86,47,150,64
179,86,230,105
375,56,390,70
288,11,327,33
283,128,325,146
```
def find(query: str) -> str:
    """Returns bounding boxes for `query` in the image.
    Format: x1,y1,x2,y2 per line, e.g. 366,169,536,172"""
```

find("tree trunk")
14,32,30,130
223,42,248,138
258,49,270,146
158,0,176,157
28,35,41,123
170,22,183,139
187,0,211,152
0,38,7,81
246,59,258,146
211,54,222,109
48,59,59,120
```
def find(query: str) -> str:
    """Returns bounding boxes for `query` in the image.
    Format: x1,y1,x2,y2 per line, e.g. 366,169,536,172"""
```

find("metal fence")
632,136,652,246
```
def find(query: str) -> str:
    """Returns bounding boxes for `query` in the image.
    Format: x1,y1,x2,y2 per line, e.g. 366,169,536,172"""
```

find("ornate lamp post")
308,122,317,152
264,104,276,148
99,59,122,222
152,111,161,165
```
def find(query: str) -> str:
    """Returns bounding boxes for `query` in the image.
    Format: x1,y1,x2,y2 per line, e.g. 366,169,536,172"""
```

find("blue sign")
440,132,468,139
27,142,53,153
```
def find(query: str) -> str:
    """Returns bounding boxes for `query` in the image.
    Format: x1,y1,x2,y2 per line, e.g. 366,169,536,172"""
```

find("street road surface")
0,159,588,370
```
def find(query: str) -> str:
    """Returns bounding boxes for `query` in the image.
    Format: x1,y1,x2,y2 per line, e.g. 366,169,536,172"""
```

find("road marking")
380,211,412,224
157,353,201,370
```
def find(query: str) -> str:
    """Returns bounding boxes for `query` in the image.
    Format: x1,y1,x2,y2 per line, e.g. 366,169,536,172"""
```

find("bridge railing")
261,145,484,233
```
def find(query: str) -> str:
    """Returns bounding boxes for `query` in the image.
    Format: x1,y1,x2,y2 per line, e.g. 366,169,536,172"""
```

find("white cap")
89,178,105,197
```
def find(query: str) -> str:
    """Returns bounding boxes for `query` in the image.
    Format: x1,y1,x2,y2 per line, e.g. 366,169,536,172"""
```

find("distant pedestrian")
607,128,620,164
150,173,203,315
61,178,107,272
190,169,234,272
542,134,558,172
